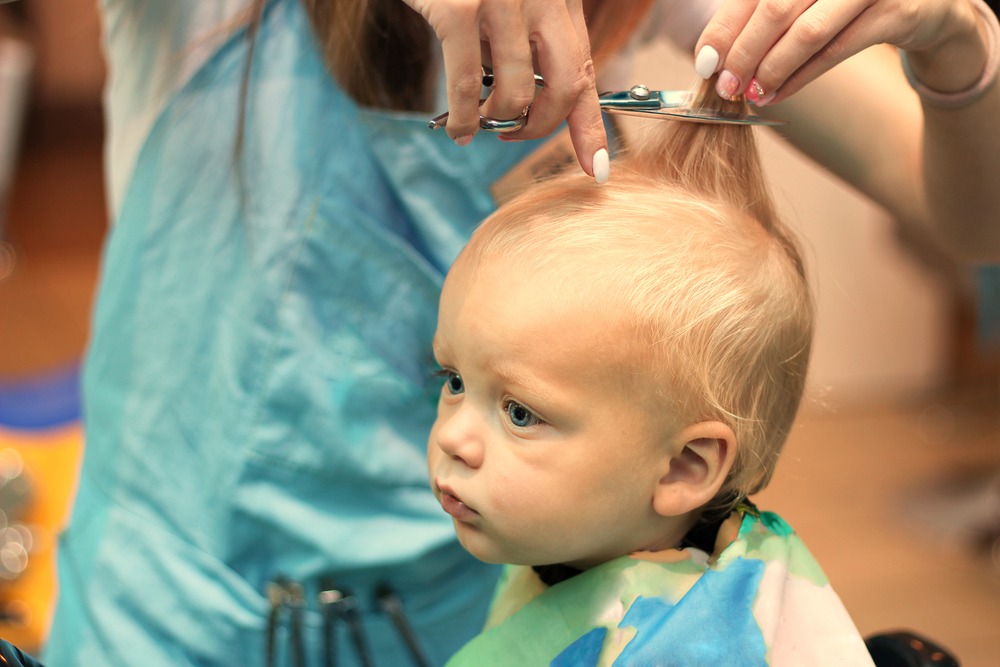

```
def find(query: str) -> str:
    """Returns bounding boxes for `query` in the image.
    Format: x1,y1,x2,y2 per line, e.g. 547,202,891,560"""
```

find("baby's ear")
652,421,736,518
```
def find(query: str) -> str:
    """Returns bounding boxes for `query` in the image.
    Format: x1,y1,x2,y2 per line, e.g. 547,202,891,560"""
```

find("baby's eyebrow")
491,361,555,400
491,361,532,386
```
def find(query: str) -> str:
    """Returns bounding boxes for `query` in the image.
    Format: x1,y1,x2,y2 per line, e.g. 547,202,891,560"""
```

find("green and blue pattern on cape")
446,511,872,666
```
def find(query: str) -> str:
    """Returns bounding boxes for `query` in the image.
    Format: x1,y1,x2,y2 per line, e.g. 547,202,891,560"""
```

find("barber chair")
865,630,960,667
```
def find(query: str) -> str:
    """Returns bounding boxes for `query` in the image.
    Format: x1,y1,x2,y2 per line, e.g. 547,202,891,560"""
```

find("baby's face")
427,255,678,569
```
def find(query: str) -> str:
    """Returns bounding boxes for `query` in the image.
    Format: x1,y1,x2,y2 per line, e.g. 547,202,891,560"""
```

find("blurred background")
0,0,997,662
0,0,100,656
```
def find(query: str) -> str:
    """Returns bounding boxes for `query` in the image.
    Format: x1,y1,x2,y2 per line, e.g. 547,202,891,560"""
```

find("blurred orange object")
0,423,82,653
0,367,84,654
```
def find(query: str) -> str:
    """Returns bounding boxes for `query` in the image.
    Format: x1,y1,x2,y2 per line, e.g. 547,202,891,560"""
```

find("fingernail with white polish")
453,135,473,147
695,46,720,80
593,148,610,184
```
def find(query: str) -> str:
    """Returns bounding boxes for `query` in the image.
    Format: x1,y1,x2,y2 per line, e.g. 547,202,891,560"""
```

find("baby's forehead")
471,191,749,259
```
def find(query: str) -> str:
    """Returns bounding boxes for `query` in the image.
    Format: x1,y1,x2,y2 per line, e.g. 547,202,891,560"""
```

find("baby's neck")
551,510,708,575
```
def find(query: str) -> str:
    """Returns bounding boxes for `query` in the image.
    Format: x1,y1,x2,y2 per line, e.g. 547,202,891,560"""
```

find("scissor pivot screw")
629,84,651,101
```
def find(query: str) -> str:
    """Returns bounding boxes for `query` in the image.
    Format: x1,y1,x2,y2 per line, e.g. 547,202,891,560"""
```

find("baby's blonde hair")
462,81,813,505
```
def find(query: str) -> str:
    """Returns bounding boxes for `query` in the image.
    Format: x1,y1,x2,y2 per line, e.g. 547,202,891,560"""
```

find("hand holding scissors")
401,0,608,180
428,75,786,131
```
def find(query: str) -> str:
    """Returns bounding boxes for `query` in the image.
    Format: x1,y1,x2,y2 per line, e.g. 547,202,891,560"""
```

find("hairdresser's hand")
403,0,609,180
694,0,989,105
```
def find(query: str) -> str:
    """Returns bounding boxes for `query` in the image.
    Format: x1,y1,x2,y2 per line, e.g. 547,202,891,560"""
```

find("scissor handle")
427,69,543,133
478,108,529,132
426,102,528,133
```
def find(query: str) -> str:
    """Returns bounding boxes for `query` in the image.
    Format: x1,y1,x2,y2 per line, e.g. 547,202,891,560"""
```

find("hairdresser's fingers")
493,3,580,138
477,2,540,125
757,0,979,103
721,0,831,100
499,1,606,172
697,0,972,104
697,0,823,100
765,23,880,103
561,0,608,180
406,0,486,143
740,0,871,106
694,0,764,82
559,80,609,182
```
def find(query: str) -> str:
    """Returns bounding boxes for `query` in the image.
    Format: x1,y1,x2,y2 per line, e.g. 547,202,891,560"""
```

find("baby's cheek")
490,472,556,527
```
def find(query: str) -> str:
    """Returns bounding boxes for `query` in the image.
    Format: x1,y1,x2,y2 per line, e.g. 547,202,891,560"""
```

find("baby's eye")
504,400,542,428
441,371,464,395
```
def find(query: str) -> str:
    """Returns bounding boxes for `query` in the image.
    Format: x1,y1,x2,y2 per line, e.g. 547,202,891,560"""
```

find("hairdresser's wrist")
902,0,996,102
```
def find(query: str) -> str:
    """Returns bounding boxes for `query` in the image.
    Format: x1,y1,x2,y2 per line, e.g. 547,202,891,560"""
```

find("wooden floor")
760,399,1000,664
2,111,999,664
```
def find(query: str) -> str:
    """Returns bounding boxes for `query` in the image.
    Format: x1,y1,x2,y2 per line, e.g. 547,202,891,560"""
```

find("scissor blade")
601,107,786,126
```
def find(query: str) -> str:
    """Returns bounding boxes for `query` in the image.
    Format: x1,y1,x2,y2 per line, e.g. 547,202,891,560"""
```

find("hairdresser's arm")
767,44,1000,262
696,0,1000,262
402,0,608,178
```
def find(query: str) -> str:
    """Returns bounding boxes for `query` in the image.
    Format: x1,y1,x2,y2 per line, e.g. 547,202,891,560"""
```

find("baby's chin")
453,531,503,564
457,533,546,566
454,523,618,567
460,539,602,569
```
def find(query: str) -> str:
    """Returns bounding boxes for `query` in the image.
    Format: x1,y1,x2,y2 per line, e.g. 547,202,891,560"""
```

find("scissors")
427,69,785,132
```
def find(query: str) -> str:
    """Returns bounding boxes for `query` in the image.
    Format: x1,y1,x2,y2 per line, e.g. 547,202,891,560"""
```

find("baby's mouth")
437,484,479,522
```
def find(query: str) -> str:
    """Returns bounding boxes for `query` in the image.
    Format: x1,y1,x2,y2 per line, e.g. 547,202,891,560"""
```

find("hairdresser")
45,1,999,666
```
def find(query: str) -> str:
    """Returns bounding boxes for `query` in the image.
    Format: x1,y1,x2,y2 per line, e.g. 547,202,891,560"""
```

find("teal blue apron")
46,0,544,664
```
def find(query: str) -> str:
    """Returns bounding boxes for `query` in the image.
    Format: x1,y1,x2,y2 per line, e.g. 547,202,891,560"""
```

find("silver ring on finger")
479,105,531,133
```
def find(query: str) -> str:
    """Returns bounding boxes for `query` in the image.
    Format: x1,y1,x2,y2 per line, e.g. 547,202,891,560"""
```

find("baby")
427,83,874,665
